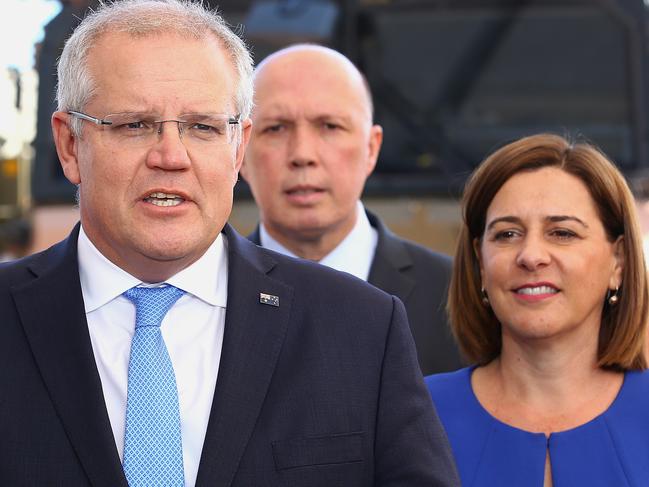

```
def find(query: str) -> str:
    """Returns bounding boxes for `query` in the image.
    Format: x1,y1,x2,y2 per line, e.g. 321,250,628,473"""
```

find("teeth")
517,286,558,295
148,199,182,207
144,192,184,207
149,192,180,199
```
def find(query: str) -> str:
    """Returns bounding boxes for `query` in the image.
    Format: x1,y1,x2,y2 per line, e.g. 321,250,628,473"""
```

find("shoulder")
570,369,649,486
370,212,451,269
585,370,649,452
425,367,500,485
394,236,452,271
622,368,649,389
231,225,401,318
273,247,397,308
0,241,70,322
0,246,57,288
0,227,77,300
610,369,649,412
425,367,473,403
425,368,482,435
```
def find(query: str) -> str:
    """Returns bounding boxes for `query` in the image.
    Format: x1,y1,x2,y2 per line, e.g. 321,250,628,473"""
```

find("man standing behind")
242,44,463,374
0,1,459,486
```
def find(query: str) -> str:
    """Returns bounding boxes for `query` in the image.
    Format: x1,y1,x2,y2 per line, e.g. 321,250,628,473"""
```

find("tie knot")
124,285,185,329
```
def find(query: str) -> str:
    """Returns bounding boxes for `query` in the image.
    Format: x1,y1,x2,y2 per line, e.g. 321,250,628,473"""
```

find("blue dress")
426,367,649,486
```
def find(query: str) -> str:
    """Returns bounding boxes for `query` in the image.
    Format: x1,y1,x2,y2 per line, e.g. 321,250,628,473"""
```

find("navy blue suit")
249,210,465,375
0,223,459,486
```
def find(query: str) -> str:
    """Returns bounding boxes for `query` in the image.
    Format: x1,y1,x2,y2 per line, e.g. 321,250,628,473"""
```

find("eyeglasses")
68,110,241,147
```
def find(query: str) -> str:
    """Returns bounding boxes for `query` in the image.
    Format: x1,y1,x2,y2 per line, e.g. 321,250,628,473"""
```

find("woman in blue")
427,133,649,486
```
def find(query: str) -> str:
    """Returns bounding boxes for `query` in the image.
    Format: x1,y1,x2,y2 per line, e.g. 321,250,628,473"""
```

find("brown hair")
449,133,647,370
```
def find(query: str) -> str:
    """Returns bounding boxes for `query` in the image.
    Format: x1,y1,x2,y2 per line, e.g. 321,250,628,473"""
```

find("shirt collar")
260,201,378,280
78,225,228,312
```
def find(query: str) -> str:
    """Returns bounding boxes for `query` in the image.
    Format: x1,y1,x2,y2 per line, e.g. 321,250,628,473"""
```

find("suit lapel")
366,210,416,302
10,225,127,487
248,225,261,245
252,213,416,302
196,226,293,487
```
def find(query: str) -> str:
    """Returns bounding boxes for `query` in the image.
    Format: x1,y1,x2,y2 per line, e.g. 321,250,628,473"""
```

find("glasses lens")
181,115,234,143
99,113,238,147
103,114,157,139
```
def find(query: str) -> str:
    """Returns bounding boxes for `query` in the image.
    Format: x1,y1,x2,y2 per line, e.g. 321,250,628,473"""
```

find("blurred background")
2,0,649,260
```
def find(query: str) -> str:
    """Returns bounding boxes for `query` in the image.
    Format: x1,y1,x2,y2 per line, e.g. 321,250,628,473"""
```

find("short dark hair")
449,133,647,370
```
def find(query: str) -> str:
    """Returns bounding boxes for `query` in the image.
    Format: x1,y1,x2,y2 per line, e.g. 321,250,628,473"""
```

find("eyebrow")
485,215,589,231
108,111,227,117
257,112,351,122
312,114,351,122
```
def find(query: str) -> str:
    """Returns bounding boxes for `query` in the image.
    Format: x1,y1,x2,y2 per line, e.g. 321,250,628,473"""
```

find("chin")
139,234,205,262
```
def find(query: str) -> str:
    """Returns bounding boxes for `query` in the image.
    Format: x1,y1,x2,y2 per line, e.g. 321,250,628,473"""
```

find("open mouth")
285,187,325,196
144,192,185,207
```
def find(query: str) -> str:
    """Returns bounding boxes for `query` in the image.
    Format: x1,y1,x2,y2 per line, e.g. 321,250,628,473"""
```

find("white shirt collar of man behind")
260,201,378,281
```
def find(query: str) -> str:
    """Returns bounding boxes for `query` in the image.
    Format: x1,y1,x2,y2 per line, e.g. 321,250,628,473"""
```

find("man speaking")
0,1,459,486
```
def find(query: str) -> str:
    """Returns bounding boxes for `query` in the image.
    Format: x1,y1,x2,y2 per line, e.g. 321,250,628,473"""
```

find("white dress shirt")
260,201,378,281
78,226,227,487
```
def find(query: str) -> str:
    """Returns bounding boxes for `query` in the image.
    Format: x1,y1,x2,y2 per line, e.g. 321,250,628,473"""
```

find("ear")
239,158,249,182
51,111,81,184
364,124,383,177
239,151,250,183
609,235,625,289
234,117,252,176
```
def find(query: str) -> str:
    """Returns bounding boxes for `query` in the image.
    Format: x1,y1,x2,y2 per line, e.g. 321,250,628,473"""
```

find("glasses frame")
67,110,241,142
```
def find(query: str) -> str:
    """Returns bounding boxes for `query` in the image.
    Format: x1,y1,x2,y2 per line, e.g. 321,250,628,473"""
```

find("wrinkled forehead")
85,30,238,113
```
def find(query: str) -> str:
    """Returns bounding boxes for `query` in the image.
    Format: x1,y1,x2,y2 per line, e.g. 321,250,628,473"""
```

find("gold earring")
481,287,490,306
608,287,619,306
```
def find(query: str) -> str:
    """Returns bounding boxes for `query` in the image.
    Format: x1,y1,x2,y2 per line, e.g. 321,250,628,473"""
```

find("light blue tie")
122,285,185,487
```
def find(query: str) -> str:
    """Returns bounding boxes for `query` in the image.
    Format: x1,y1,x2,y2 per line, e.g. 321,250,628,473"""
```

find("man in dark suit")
241,45,464,375
0,1,459,486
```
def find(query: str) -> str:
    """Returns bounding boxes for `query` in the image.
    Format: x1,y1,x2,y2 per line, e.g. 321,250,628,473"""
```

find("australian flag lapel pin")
260,292,280,307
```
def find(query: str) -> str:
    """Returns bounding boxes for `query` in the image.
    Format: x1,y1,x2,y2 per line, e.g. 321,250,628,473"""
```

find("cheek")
572,253,612,292
248,147,287,182
208,164,238,191
252,136,286,161
79,143,125,184
481,252,510,287
328,145,370,184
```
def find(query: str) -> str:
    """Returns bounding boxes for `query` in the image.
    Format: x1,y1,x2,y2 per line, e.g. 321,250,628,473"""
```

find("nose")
145,121,191,170
288,125,318,168
515,234,551,270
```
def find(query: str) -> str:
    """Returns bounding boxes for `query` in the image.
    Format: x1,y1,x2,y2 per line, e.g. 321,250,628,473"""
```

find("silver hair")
57,0,254,136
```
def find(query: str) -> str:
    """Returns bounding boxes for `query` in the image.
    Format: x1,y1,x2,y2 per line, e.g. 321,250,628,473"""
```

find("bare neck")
473,332,623,435
263,212,359,262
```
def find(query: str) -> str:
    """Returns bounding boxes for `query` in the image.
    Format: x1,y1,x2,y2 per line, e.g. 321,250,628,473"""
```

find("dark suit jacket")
249,210,464,375
0,223,460,486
